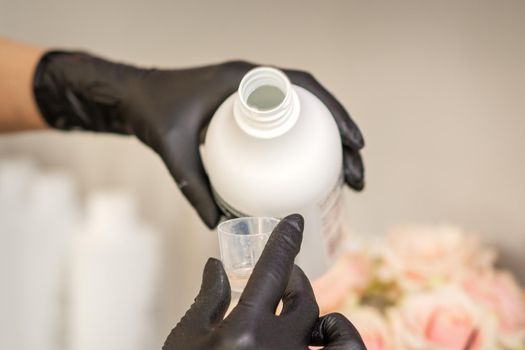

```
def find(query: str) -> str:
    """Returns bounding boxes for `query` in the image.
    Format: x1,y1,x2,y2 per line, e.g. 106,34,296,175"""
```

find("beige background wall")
1,0,524,339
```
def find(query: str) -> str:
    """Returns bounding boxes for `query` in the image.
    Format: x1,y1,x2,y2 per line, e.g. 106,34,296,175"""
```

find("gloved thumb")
310,313,367,350
164,258,230,347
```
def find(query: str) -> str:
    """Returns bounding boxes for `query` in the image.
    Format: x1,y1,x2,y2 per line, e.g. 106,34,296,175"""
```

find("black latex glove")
163,214,366,350
33,52,365,228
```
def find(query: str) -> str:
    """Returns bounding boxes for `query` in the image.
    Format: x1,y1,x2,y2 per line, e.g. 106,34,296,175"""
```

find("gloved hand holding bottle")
163,214,366,350
0,38,368,349
30,49,365,228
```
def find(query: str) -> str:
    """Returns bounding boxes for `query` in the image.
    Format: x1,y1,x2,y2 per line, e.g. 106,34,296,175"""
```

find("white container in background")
68,192,160,350
0,162,79,350
0,160,37,350
201,67,346,278
24,172,79,350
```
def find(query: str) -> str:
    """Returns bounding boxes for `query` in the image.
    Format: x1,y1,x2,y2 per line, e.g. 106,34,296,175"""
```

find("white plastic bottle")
68,192,161,350
0,161,79,350
23,172,79,350
201,67,346,278
0,159,37,350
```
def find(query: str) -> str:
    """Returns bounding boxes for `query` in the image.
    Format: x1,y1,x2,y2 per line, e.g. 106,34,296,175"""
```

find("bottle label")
212,172,345,262
317,172,345,260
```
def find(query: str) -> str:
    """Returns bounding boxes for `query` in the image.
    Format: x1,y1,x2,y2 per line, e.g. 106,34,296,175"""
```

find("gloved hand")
163,214,366,350
33,52,365,228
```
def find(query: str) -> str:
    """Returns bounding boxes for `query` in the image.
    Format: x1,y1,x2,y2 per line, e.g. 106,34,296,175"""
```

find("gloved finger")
283,69,364,150
310,313,366,350
279,265,319,331
239,214,304,313
343,147,365,191
159,134,221,229
164,258,231,346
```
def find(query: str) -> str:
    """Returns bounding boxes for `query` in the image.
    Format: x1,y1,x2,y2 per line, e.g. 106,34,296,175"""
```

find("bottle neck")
234,67,300,139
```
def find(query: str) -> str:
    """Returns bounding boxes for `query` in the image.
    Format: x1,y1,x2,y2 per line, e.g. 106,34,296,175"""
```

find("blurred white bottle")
201,67,346,278
0,162,79,350
23,172,79,350
68,192,160,350
0,159,37,350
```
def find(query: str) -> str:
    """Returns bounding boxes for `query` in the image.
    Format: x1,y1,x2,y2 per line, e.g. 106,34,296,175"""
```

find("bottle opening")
246,85,286,111
238,67,290,114
235,67,300,139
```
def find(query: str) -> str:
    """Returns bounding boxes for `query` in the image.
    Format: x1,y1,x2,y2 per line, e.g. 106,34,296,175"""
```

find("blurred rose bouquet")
313,225,525,350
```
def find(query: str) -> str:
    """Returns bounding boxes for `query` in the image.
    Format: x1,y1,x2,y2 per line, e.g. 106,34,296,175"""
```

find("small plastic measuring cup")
218,217,279,293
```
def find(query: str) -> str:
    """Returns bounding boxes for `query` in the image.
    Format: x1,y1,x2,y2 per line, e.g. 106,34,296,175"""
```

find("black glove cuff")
33,50,131,134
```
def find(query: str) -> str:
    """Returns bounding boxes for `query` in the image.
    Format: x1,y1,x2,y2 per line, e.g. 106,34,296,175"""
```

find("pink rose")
313,251,371,314
380,225,495,290
344,307,392,350
390,287,497,350
462,270,525,348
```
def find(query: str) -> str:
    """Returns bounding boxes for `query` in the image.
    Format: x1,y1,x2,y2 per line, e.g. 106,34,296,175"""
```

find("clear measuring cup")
218,217,279,293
